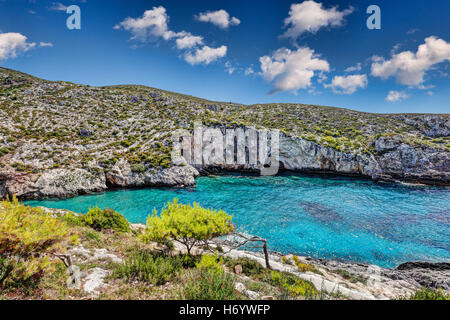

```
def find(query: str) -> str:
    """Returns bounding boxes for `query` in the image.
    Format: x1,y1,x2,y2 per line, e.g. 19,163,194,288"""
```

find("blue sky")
0,0,449,113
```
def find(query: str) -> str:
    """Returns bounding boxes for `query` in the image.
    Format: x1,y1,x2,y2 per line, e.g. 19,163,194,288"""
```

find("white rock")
234,282,246,294
83,268,109,295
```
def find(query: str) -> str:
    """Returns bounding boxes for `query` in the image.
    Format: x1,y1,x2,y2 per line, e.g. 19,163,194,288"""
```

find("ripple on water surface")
25,174,450,268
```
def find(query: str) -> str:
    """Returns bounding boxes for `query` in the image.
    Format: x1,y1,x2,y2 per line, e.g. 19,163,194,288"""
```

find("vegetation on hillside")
0,67,448,178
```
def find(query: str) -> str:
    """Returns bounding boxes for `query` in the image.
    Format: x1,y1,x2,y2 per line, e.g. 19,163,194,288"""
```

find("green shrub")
0,197,70,289
267,271,317,299
58,212,84,227
179,268,236,300
141,199,234,255
120,140,131,148
292,255,315,272
0,147,12,157
196,254,223,275
130,164,146,173
114,250,183,285
224,257,264,277
82,207,130,233
408,287,449,300
334,269,367,284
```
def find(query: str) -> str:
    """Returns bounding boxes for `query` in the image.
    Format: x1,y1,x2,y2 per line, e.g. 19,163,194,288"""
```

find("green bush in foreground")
408,287,449,300
0,197,70,289
82,207,130,233
180,255,236,300
268,271,318,299
196,254,224,275
141,199,234,255
114,250,183,285
224,257,265,277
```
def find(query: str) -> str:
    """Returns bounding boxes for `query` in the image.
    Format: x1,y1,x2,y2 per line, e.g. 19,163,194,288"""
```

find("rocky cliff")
0,67,448,199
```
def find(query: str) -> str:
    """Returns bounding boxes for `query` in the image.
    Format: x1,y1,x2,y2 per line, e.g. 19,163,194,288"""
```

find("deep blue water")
25,174,450,268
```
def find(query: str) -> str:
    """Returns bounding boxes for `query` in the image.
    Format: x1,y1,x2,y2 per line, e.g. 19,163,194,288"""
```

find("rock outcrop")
279,133,448,185
385,262,450,291
393,114,450,137
0,163,199,199
187,127,449,186
0,168,106,199
106,159,199,188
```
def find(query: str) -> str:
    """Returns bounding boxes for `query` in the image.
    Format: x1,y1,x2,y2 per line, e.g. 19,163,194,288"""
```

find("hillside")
0,67,449,199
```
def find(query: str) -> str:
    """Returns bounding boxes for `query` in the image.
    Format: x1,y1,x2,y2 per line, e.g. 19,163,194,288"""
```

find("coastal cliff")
0,67,448,199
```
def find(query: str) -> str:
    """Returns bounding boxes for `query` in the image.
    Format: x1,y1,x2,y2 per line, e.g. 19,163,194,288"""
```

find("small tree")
82,207,130,233
140,199,234,255
0,196,71,288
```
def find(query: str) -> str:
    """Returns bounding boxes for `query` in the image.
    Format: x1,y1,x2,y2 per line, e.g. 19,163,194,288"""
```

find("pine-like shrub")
196,254,224,275
408,287,449,300
82,207,130,233
140,199,234,255
0,197,70,289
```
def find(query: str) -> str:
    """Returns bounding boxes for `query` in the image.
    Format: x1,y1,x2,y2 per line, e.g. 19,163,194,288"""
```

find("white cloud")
39,42,53,48
184,45,227,65
225,61,235,74
175,33,203,49
0,32,36,60
317,71,328,83
49,2,67,11
259,47,329,94
244,67,254,76
114,6,177,41
344,62,362,73
406,28,419,35
371,36,450,87
115,7,228,66
386,90,409,102
325,74,368,94
282,1,353,39
196,9,240,29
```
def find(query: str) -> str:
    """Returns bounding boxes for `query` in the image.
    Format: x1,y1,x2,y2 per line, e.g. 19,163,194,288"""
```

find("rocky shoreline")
224,247,450,300
127,221,445,299
204,235,450,300
1,128,449,200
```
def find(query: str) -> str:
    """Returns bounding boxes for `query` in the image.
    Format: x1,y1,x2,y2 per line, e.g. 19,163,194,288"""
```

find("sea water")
25,174,450,268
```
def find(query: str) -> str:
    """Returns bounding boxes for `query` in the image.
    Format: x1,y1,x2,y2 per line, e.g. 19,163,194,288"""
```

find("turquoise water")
25,174,450,268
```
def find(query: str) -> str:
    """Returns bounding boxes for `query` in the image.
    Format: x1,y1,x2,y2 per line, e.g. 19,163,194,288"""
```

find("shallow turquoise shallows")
25,174,450,268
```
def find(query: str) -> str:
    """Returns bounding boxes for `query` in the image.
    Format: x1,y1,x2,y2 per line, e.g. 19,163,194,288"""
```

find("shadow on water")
299,200,344,225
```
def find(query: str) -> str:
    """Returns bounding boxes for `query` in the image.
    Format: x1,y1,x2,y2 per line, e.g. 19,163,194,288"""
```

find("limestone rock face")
279,134,448,185
35,168,107,198
106,159,199,188
373,136,449,184
0,168,107,199
194,127,449,186
279,135,381,178
394,114,450,137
